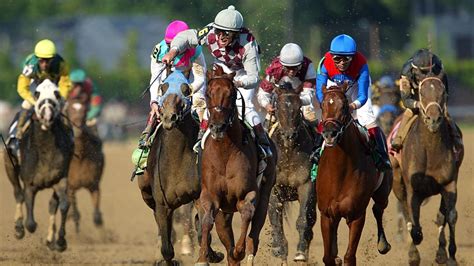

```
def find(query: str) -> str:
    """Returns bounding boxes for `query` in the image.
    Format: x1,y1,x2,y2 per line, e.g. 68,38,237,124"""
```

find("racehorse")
65,86,105,232
137,70,223,265
196,65,277,265
316,84,392,265
267,81,317,264
375,87,402,136
3,79,74,251
389,75,463,265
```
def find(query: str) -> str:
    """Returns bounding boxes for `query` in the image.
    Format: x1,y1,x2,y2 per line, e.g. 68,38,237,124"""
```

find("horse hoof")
293,251,307,262
446,258,458,266
279,259,288,266
378,241,391,254
207,250,224,263
411,228,423,245
435,248,448,264
94,212,103,227
55,238,68,252
46,240,56,251
335,256,343,266
14,224,25,239
180,235,193,255
155,259,180,266
25,221,37,233
246,254,254,266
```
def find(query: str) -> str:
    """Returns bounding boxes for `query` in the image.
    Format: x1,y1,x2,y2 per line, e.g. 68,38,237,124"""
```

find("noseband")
207,76,239,131
321,91,353,145
418,77,445,117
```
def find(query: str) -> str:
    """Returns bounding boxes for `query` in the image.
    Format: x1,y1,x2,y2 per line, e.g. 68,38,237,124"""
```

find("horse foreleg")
268,186,288,261
179,203,194,256
54,178,70,252
435,194,448,264
344,213,366,266
194,201,224,264
215,211,236,265
321,214,340,266
89,187,103,227
196,191,217,265
233,191,256,262
5,159,24,239
406,184,424,245
154,205,175,263
443,181,458,264
405,184,421,265
295,181,317,262
46,191,59,250
24,186,37,234
371,171,392,255
67,188,80,233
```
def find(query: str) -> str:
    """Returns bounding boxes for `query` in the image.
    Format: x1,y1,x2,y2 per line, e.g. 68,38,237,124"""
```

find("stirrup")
193,140,202,153
259,144,272,160
310,147,322,164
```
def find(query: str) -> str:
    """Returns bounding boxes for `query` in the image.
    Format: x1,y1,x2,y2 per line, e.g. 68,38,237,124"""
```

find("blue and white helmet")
329,34,356,55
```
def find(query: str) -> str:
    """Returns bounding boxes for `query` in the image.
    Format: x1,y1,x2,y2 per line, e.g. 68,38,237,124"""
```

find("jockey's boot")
391,109,414,151
310,133,324,165
193,119,208,153
369,126,392,172
254,123,272,160
138,113,158,149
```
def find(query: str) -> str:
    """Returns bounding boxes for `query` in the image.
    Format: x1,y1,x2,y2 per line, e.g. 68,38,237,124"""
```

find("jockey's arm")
300,62,317,106
316,64,329,104
238,40,260,89
149,58,167,107
170,28,203,55
17,74,36,105
190,52,207,93
58,62,71,99
399,61,418,110
354,64,370,109
257,75,274,108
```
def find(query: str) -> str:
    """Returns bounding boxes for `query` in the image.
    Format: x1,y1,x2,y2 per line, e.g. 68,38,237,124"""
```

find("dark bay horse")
137,70,223,265
389,75,463,266
196,66,276,265
65,87,105,232
317,84,392,265
375,87,402,136
3,79,74,251
267,81,317,264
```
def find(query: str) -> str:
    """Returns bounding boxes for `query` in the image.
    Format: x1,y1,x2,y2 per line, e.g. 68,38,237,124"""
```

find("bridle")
206,75,241,131
321,90,353,146
418,76,446,117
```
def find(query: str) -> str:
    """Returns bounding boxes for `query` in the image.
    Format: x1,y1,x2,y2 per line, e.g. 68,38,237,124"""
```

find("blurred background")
0,0,473,140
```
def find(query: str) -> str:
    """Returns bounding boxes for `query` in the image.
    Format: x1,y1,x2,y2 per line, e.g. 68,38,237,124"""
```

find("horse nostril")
170,114,177,122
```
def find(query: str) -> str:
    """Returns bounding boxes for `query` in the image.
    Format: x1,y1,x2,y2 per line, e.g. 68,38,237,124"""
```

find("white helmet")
279,43,304,66
214,5,243,31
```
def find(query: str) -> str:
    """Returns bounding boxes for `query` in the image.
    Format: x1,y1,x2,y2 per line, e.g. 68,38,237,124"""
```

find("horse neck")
415,116,452,151
30,118,61,148
325,122,364,160
162,112,198,151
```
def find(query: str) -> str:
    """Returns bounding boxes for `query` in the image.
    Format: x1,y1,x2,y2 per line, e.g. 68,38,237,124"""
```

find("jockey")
371,75,398,116
7,39,71,155
391,48,462,152
162,5,272,159
315,34,391,172
137,20,207,149
69,68,103,134
257,43,318,124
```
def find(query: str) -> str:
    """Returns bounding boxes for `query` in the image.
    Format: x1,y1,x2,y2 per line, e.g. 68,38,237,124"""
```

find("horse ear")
34,91,40,100
180,83,191,97
183,68,191,79
342,80,350,92
322,84,327,94
273,83,283,96
228,72,236,80
160,83,169,95
295,83,304,94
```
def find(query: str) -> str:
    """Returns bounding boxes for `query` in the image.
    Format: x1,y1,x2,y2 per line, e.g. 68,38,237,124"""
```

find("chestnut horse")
389,75,463,265
317,84,392,265
65,87,105,233
196,65,277,265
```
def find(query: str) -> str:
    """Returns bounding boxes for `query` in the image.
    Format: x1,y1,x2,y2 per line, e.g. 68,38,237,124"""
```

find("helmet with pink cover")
164,20,189,43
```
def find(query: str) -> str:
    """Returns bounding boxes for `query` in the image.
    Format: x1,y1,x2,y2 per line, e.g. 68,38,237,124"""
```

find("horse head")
34,79,62,130
320,83,351,147
66,85,90,132
273,77,303,148
377,104,400,136
206,64,236,140
418,74,447,133
159,70,192,130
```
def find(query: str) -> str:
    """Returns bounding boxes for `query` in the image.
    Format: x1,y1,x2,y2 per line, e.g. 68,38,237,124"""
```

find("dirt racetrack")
1,128,473,265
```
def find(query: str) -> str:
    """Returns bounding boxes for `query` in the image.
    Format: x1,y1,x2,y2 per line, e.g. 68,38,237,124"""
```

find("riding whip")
0,133,16,169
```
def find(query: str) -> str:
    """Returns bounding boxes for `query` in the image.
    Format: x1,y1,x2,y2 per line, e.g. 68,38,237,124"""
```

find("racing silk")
170,24,261,88
68,78,103,120
152,39,202,68
258,56,316,108
149,40,206,106
316,51,369,108
18,53,71,105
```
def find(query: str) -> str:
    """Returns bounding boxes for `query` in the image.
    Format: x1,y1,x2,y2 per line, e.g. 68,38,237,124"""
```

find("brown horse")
375,87,402,136
137,70,223,265
65,87,105,233
267,81,317,264
316,84,392,265
3,79,74,252
196,65,277,265
389,75,463,265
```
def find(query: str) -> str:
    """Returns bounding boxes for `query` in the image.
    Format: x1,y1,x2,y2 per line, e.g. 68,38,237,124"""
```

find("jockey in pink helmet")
132,20,207,175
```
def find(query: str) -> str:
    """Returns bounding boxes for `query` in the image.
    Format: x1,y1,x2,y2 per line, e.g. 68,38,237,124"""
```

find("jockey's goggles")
215,28,239,39
332,55,353,63
39,57,53,63
283,64,302,72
